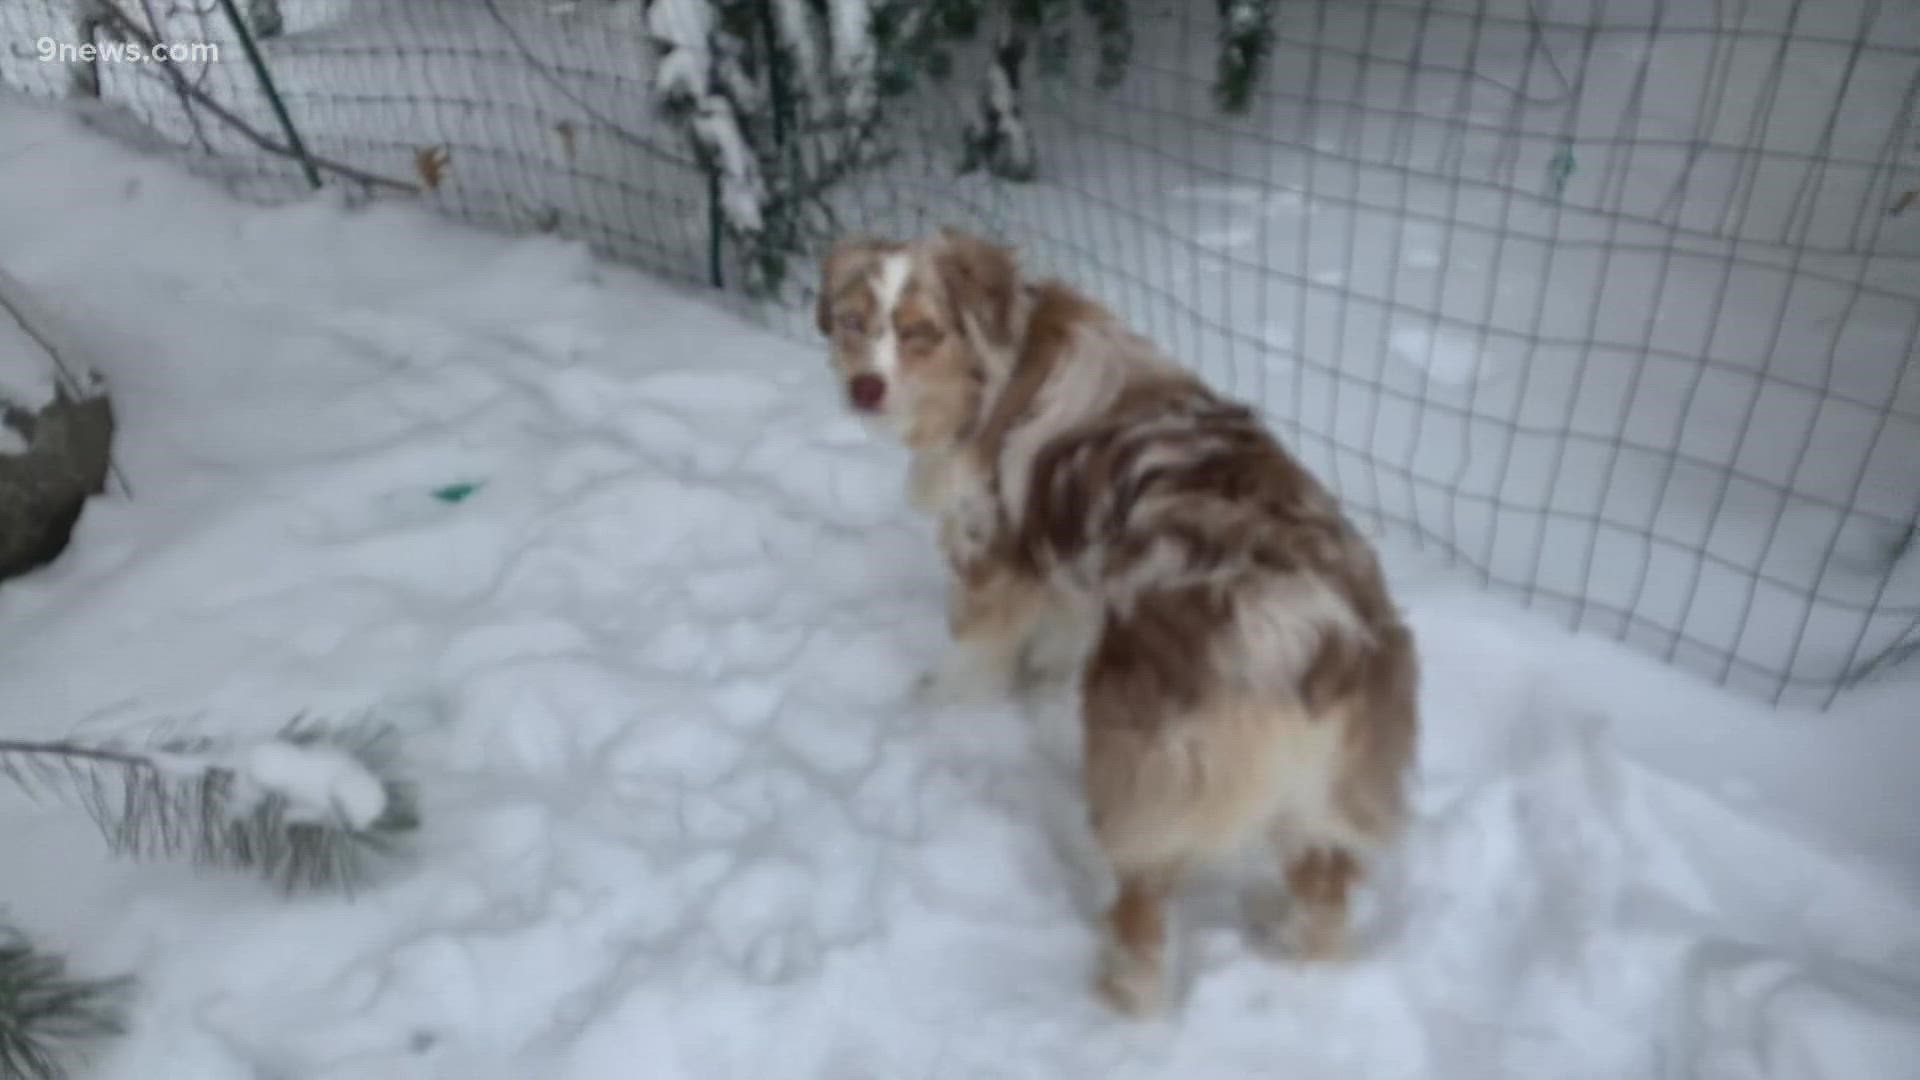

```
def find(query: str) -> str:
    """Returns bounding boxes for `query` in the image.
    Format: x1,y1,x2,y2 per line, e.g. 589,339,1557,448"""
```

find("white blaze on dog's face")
815,230,1020,450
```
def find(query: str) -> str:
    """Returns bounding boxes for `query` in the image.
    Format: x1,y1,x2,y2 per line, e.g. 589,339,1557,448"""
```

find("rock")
0,269,114,582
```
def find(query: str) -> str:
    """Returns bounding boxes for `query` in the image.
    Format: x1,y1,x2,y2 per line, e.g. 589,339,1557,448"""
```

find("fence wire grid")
3,0,1917,707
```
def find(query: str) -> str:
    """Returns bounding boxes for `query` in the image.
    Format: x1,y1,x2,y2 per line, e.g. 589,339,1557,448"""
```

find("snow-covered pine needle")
827,0,878,120
644,0,768,236
0,927,130,1080
0,718,419,894
770,0,826,99
960,32,1036,181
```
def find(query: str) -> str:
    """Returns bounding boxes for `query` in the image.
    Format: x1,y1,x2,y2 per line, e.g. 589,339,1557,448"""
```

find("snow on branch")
770,0,826,99
645,0,768,235
629,0,1294,286
646,0,717,103
691,100,768,233
0,719,419,894
960,32,1036,181
828,0,878,121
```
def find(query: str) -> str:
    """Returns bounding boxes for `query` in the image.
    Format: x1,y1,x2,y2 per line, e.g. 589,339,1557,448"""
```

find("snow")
690,100,766,234
236,741,389,829
646,0,715,103
0,272,61,418
3,86,1920,1080
126,733,390,829
1,262,87,453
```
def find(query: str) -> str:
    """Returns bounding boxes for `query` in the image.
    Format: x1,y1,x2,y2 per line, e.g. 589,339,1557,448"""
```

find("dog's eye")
835,312,866,336
900,323,942,348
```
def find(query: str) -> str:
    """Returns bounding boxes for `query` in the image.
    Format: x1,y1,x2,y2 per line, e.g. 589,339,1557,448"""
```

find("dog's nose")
848,373,886,411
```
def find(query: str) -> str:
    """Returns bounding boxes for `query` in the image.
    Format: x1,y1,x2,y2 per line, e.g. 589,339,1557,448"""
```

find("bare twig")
90,0,419,193
137,0,214,152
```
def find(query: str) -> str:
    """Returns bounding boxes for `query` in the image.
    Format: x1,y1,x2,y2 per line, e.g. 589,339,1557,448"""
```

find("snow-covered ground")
4,91,1920,1079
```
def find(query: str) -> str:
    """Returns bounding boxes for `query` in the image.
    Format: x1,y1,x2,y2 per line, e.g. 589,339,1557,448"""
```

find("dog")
815,228,1418,1016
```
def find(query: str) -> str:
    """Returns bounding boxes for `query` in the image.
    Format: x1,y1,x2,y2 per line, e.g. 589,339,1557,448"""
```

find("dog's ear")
934,227,1020,349
816,235,888,336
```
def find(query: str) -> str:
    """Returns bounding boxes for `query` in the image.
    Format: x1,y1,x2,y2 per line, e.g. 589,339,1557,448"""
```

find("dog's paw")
1094,947,1165,1018
1248,899,1351,963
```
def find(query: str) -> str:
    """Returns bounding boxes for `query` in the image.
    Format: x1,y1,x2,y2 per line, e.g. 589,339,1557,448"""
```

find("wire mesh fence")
2,0,1915,707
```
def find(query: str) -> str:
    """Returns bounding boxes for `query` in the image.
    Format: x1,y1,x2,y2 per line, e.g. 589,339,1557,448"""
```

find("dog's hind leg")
1252,628,1417,962
1094,856,1187,1017
1252,837,1368,961
1081,700,1291,1016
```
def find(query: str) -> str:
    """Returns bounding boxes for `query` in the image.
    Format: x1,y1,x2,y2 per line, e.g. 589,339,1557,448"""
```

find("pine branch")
0,719,419,895
0,927,130,1080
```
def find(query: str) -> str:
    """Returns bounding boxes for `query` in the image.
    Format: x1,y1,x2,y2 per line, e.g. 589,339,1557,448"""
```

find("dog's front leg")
907,447,958,516
916,561,1050,707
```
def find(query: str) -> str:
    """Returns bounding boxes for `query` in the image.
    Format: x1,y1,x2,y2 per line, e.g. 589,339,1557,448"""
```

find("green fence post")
213,0,323,190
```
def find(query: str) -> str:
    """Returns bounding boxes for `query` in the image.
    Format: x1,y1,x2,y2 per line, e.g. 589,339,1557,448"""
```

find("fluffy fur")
816,228,1418,1016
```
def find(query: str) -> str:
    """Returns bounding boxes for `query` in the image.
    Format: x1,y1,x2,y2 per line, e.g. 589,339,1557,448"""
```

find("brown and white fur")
816,228,1418,1017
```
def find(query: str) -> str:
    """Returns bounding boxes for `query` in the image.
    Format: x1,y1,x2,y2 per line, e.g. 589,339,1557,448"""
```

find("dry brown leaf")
414,145,451,191
1891,188,1918,217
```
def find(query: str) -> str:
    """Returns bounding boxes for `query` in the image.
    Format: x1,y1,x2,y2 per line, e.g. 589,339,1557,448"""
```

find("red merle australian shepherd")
815,228,1418,1016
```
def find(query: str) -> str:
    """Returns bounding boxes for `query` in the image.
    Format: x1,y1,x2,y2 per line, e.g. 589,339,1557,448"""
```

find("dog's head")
814,228,1021,449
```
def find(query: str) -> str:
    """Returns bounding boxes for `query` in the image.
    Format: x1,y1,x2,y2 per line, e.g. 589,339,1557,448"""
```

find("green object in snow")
431,482,481,504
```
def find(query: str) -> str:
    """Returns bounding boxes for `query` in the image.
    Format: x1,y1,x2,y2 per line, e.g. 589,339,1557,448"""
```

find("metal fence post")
212,0,322,190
